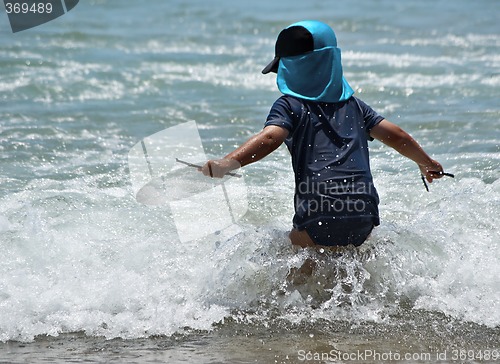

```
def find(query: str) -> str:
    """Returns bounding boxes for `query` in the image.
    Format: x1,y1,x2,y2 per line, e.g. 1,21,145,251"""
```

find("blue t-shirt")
264,95,383,229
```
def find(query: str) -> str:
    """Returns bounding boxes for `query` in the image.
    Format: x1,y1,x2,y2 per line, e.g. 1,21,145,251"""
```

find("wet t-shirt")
264,95,383,229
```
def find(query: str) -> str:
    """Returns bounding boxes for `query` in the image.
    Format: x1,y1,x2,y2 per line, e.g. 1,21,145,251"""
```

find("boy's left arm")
200,125,289,178
370,119,444,182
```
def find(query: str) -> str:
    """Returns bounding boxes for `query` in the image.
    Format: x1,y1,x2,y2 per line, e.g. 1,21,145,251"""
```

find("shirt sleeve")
355,97,385,140
264,96,300,133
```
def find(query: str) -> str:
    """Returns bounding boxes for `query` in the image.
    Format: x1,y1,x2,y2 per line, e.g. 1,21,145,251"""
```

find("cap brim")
261,56,280,74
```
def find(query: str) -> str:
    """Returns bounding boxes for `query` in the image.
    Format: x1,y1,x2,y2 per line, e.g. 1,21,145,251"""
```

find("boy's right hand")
419,159,444,183
200,158,240,178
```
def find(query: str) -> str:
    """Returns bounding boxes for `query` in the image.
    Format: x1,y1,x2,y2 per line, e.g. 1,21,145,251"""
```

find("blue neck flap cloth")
276,21,354,103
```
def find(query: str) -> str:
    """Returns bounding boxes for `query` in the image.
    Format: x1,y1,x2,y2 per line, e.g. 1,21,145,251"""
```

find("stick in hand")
421,171,454,192
176,158,242,178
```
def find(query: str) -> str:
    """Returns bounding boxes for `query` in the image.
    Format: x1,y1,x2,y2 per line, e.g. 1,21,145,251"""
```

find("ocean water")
0,0,499,362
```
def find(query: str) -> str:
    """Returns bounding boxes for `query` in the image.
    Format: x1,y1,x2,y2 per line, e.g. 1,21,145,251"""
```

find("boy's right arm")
200,125,288,178
370,119,444,183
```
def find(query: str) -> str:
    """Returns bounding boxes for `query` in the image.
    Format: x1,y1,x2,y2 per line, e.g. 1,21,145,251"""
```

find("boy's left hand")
419,159,444,183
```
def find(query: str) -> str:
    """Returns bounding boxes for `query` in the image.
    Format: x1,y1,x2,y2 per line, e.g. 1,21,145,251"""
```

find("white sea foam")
0,153,498,343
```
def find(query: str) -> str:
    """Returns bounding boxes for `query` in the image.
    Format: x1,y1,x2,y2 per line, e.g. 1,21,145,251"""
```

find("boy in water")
200,20,444,249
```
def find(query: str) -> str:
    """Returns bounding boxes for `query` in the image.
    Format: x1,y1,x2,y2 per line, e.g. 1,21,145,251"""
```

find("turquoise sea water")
0,0,499,362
